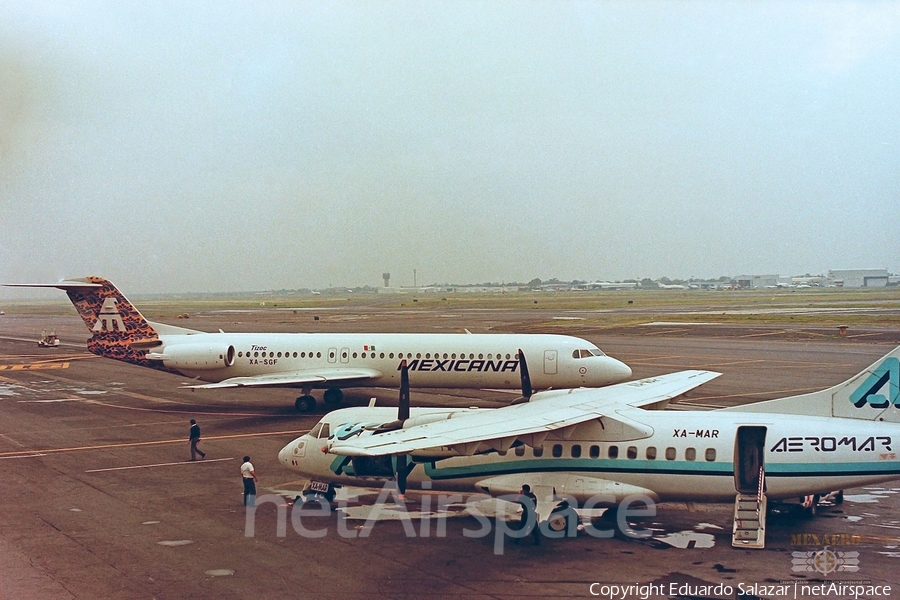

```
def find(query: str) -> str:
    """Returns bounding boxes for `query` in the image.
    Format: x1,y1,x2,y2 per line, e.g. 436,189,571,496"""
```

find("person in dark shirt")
189,419,206,461
513,484,540,545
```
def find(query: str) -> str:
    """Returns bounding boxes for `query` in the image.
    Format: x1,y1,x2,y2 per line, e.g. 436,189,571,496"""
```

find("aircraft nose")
612,358,632,381
278,442,292,466
598,356,631,383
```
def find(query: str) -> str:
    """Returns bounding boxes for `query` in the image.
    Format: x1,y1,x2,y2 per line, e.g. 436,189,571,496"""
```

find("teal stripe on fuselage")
422,458,731,480
420,457,900,481
767,462,900,477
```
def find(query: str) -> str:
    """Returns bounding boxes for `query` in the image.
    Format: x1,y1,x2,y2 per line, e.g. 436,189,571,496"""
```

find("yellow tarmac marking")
86,457,234,473
736,330,788,338
0,363,70,371
82,399,298,417
0,429,308,458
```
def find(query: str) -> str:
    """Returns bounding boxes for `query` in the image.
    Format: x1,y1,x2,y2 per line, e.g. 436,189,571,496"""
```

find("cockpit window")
307,422,331,439
574,348,607,359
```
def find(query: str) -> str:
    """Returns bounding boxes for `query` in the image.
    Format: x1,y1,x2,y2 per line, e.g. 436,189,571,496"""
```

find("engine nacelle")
147,343,235,370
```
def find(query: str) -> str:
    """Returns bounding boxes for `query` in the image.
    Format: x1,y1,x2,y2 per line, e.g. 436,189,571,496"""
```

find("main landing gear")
294,388,344,412
295,395,316,412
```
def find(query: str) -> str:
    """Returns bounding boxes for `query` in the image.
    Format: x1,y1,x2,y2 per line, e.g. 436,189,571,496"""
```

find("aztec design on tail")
61,277,165,369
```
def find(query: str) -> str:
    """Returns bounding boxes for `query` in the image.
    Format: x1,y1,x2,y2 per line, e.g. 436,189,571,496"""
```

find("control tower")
382,272,390,288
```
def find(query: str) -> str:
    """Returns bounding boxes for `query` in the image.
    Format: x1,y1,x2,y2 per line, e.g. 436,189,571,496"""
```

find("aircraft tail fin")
722,345,900,422
6,277,162,363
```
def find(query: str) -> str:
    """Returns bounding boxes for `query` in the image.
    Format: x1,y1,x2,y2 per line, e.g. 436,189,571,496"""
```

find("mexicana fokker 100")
4,277,631,411
279,346,900,547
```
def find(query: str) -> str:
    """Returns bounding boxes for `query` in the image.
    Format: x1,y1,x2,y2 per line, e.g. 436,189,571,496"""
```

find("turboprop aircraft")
279,345,900,548
4,277,631,412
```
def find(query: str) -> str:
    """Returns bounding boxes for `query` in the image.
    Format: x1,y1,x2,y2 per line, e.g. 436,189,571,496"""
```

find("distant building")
827,269,889,288
735,274,780,289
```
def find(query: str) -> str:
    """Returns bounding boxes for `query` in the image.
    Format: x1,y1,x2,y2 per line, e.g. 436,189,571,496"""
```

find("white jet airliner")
5,277,631,412
280,345,900,548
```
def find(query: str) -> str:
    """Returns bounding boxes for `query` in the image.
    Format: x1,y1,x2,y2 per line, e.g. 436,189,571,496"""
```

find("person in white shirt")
241,456,258,506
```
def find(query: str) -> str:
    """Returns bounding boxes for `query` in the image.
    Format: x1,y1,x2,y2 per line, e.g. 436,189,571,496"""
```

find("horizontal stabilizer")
720,344,900,422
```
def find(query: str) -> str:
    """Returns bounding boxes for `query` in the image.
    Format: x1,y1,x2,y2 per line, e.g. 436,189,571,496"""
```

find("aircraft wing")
185,367,383,389
328,370,719,457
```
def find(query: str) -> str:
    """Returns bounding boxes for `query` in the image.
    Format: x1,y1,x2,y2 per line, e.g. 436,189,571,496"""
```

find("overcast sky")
1,2,898,295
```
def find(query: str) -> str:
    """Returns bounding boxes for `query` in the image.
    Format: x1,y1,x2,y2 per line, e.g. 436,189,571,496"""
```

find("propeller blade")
396,454,408,497
398,359,410,422
518,349,532,400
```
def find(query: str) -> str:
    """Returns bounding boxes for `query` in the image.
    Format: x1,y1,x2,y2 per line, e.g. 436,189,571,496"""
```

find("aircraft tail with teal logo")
721,345,900,422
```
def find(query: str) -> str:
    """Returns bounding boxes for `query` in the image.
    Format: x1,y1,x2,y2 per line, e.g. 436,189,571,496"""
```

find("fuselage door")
543,350,558,375
340,347,350,364
734,426,767,494
328,348,337,364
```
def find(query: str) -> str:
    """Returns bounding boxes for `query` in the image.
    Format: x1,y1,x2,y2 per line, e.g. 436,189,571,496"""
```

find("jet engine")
146,343,236,370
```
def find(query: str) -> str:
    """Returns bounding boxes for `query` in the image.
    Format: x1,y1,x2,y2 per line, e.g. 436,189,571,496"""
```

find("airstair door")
734,426,767,494
543,350,558,375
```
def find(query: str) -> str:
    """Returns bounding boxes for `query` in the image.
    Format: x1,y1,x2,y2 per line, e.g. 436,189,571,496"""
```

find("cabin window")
685,447,697,461
478,353,483,359
352,352,357,359
253,352,259,357
515,446,525,457
270,352,274,358
443,353,448,359
665,447,676,461
277,352,282,358
552,444,563,458
571,445,582,458
426,353,431,359
627,446,637,459
533,446,544,457
469,353,475,359
316,352,322,358
646,447,657,460
487,354,492,359
238,352,243,358
608,446,619,459
292,352,298,358
416,353,421,359
380,353,385,359
705,448,716,462
589,445,600,458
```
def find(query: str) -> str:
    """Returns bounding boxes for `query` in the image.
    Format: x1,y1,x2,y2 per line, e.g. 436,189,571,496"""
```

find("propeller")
510,348,533,405
396,360,411,498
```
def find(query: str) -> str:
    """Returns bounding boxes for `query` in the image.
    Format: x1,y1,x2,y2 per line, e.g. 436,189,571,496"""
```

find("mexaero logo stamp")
849,357,900,408
92,297,126,332
792,546,859,575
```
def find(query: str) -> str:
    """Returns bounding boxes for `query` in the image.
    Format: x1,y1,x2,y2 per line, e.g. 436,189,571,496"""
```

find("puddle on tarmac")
655,531,716,549
157,540,193,547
